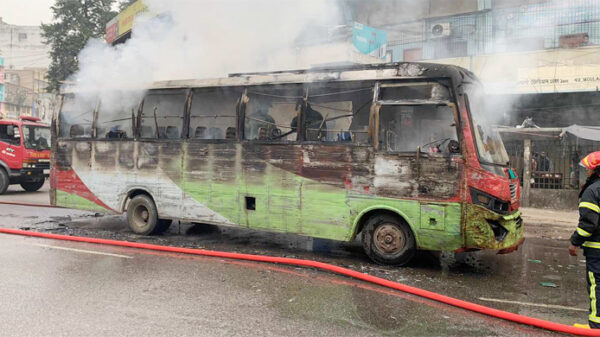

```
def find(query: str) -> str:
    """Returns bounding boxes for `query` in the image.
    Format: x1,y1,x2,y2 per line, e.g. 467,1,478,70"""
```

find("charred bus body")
51,62,523,265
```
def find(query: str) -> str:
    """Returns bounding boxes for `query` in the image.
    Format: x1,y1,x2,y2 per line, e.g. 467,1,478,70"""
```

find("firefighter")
569,151,600,329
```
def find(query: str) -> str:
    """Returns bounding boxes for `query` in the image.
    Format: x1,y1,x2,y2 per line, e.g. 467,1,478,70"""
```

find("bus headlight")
469,188,509,214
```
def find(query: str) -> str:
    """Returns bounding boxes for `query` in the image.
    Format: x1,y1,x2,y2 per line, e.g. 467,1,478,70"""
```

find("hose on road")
0,226,597,336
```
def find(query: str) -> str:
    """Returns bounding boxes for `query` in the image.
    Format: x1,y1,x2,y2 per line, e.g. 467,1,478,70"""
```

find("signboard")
118,0,148,37
518,65,600,93
353,22,387,59
105,0,148,44
105,17,119,44
0,85,5,103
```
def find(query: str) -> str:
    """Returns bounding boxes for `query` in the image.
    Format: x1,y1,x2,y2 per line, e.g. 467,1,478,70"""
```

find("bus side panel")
297,144,372,240
155,141,184,219
241,143,302,233
181,141,241,225
53,140,115,212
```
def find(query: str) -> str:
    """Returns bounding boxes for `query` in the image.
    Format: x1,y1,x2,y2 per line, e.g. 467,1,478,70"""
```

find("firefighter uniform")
570,175,600,328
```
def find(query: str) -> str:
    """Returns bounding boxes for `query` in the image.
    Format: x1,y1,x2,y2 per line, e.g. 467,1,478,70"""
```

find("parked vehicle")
0,116,51,194
51,62,523,265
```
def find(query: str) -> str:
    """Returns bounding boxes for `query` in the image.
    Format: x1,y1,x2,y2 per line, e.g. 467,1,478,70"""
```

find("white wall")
0,19,50,70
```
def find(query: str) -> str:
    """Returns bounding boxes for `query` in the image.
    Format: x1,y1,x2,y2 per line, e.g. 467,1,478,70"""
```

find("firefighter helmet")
580,151,600,170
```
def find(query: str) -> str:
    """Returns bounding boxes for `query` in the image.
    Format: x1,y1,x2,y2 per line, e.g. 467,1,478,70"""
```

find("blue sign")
353,22,387,59
0,85,4,102
0,57,3,66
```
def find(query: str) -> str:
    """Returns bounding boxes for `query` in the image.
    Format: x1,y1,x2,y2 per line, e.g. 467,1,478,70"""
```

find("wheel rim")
132,204,151,230
373,223,405,255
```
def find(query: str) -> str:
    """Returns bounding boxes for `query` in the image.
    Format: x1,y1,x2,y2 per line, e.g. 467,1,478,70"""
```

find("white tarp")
561,125,600,142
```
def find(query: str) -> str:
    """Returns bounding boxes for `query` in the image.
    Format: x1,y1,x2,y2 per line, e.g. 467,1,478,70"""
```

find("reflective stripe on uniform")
578,228,593,237
580,202,600,213
583,241,600,249
591,272,600,323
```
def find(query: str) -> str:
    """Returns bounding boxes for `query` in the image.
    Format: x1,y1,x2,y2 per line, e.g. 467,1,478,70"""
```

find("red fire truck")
0,116,51,194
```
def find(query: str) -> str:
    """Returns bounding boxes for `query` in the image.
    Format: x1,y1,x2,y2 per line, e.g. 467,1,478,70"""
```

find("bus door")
375,82,462,233
0,123,22,170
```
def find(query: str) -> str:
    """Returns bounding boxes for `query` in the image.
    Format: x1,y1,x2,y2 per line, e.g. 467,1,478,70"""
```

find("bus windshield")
23,125,51,151
465,84,509,169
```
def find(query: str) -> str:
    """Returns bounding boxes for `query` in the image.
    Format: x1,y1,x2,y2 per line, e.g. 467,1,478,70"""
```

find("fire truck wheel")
20,178,45,192
0,169,8,195
362,214,416,266
127,194,160,235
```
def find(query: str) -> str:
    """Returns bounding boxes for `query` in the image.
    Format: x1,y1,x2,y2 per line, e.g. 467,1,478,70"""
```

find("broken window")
59,94,97,138
189,88,240,140
140,90,186,139
378,105,459,154
96,92,140,139
378,82,451,102
244,85,304,141
305,82,373,143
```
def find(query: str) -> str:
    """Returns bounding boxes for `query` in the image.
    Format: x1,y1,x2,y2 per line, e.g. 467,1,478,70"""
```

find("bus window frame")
373,79,463,156
240,84,307,144
137,89,188,141
57,93,96,141
186,86,244,143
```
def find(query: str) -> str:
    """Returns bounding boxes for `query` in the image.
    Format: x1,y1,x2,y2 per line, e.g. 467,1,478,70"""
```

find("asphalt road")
0,190,589,336
0,233,559,337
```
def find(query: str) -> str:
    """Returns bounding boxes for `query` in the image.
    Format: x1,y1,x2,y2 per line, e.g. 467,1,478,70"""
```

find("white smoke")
72,0,343,92
62,0,344,131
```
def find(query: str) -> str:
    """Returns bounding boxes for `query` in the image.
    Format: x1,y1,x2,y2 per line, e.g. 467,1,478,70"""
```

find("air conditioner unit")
430,23,451,38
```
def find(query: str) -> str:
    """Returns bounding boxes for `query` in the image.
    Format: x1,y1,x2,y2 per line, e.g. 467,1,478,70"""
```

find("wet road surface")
0,234,559,337
0,181,51,205
0,199,590,336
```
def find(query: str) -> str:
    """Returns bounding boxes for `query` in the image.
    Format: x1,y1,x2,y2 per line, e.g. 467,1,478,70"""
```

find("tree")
42,0,118,92
119,0,138,11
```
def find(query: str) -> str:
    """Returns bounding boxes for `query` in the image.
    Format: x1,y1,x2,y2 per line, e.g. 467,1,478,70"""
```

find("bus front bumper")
464,204,525,252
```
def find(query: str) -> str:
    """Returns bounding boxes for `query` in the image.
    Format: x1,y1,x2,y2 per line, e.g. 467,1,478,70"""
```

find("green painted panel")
56,190,109,213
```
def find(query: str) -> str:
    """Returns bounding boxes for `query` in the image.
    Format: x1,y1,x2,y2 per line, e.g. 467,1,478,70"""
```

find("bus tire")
21,178,45,192
127,195,160,235
0,168,8,195
362,214,416,266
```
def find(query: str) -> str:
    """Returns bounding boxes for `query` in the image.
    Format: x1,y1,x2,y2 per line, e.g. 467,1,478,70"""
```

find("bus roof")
62,62,475,94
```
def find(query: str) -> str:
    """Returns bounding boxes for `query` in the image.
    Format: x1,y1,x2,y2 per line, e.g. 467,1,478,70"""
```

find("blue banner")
0,85,4,102
353,22,387,59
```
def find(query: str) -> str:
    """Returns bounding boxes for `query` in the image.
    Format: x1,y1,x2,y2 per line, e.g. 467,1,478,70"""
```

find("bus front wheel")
362,214,416,266
127,195,163,235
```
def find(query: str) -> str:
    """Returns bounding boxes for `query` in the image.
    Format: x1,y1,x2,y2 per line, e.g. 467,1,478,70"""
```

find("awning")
561,125,600,142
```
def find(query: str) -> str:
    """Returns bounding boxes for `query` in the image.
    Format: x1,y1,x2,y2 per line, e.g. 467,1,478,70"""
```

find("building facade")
3,68,55,122
0,17,51,70
350,0,600,208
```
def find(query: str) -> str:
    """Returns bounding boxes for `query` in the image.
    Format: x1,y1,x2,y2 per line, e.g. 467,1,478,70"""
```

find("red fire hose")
0,227,597,336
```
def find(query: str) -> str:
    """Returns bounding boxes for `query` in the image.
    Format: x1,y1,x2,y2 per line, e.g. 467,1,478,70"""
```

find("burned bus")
51,63,523,265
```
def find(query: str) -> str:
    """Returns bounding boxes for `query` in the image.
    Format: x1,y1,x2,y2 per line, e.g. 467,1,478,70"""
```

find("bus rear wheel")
362,214,416,266
21,178,45,192
127,195,162,235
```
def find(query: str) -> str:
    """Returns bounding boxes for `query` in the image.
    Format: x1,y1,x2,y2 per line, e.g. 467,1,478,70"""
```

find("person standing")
569,151,600,328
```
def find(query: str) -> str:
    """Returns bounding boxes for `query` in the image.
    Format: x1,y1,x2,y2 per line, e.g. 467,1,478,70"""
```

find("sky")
1,0,55,25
